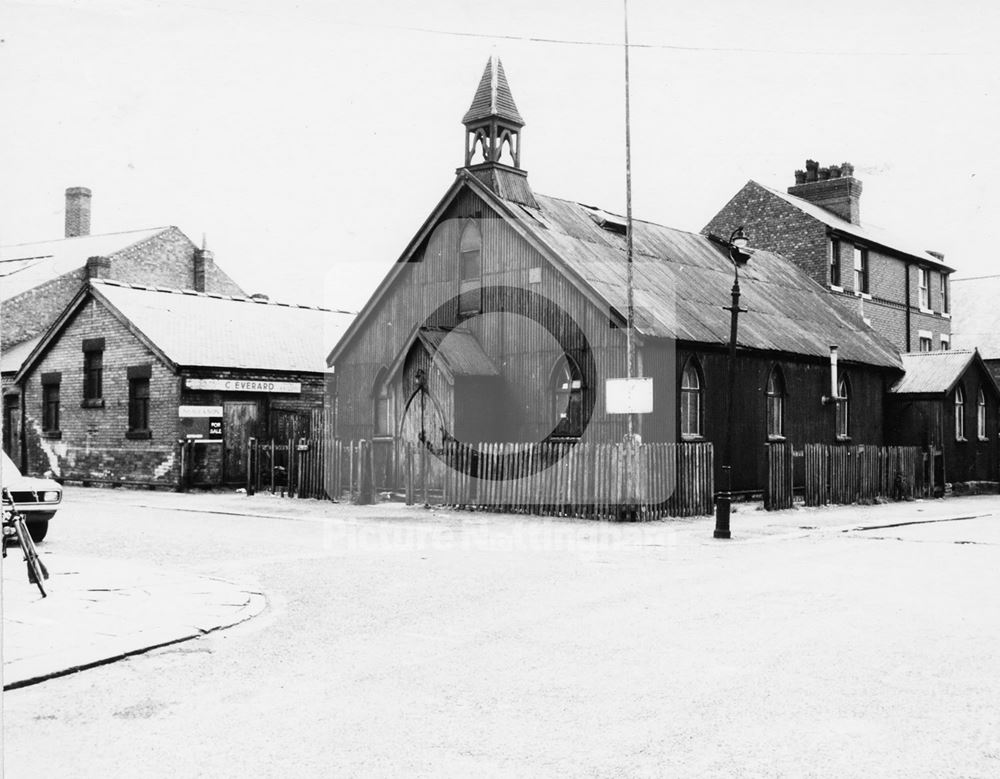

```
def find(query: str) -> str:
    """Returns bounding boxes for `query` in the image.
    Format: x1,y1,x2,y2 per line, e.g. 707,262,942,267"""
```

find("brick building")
703,161,954,355
13,280,352,490
2,187,244,460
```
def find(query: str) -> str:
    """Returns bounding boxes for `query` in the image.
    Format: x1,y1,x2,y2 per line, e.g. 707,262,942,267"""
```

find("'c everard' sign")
185,378,302,394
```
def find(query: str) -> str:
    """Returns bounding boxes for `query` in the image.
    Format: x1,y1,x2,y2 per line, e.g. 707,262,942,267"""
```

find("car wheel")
27,520,48,544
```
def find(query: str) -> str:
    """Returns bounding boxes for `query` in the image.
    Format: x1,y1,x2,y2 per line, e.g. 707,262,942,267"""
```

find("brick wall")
703,181,829,285
109,227,245,295
1,268,87,347
20,297,180,484
3,227,245,356
705,182,952,354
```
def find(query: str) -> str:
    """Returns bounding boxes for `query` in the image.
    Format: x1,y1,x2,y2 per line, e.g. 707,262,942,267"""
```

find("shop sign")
185,378,302,394
178,405,224,418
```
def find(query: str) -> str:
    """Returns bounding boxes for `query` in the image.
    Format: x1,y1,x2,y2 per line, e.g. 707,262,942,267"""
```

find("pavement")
2,488,997,691
2,551,265,690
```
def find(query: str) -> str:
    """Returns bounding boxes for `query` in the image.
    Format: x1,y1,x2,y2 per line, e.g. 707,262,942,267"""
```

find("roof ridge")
0,226,172,249
91,279,356,314
535,192,750,243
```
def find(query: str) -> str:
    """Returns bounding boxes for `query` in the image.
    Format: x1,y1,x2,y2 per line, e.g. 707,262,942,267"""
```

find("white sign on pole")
185,378,301,394
178,405,224,418
605,377,653,414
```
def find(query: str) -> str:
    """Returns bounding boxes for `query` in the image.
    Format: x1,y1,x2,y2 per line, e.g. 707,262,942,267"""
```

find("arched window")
955,384,966,441
978,388,987,440
836,374,850,439
766,366,786,439
550,355,584,439
372,367,390,437
459,221,482,316
680,358,703,439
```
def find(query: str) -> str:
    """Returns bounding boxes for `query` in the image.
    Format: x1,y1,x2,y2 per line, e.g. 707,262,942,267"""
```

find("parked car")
2,451,61,543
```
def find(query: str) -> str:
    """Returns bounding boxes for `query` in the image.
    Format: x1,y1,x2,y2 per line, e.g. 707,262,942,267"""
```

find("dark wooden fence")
764,442,795,510
250,436,715,518
763,442,925,509
396,440,714,519
246,436,328,499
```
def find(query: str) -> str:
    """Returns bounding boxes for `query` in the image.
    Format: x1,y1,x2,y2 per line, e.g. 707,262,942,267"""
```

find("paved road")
4,489,1000,778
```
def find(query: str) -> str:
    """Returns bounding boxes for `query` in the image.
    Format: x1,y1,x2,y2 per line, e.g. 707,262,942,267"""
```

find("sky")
2,0,999,311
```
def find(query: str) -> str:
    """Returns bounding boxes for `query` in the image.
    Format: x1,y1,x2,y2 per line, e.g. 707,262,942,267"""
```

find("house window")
978,388,987,440
940,274,949,314
918,268,931,310
836,375,850,439
128,378,150,432
829,238,841,287
372,367,391,437
680,358,703,438
550,355,584,439
766,366,786,439
458,221,482,316
82,337,104,405
919,336,933,352
853,247,869,294
954,384,966,441
940,334,951,351
42,378,60,434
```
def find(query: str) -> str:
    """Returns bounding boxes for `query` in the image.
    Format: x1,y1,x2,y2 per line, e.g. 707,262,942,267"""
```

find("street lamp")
714,226,751,539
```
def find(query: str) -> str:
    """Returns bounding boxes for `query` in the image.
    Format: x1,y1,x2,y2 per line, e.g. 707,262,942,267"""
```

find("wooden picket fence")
763,442,925,509
247,435,716,519
764,443,795,510
397,440,714,519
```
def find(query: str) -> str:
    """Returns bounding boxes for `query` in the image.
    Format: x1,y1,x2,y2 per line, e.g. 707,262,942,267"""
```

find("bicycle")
2,488,49,598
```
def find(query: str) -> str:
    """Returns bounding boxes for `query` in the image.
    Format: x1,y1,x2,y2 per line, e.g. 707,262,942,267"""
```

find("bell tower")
461,56,536,207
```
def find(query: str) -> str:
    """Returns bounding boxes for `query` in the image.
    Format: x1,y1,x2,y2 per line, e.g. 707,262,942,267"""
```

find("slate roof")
506,192,902,369
0,227,171,301
0,335,41,375
87,281,355,373
462,57,524,126
951,275,1000,359
756,183,952,270
890,350,982,395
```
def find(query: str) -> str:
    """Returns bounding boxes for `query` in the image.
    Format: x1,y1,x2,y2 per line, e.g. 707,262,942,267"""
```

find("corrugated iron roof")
951,275,1000,359
92,281,354,373
509,193,901,369
756,183,951,269
420,328,499,377
890,350,977,394
462,57,524,125
0,227,171,301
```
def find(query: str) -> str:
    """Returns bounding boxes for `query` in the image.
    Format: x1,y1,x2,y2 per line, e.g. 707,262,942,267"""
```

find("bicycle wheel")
16,516,48,598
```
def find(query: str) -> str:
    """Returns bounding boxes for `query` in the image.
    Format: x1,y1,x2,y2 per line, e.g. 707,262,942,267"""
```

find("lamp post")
714,226,751,539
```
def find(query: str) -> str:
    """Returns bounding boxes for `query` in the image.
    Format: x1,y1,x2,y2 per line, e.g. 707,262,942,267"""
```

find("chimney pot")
65,186,92,238
787,159,863,224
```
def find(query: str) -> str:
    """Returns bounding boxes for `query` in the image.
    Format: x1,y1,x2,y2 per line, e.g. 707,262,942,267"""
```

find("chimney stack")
787,160,863,224
193,240,214,292
65,187,92,237
85,256,110,279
